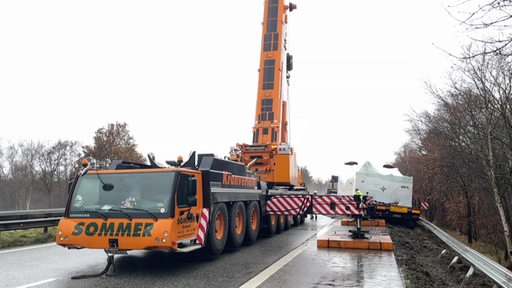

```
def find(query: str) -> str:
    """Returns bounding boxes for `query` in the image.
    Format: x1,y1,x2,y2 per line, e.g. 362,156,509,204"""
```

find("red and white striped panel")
266,195,312,215
196,208,209,245
359,196,373,209
312,195,362,215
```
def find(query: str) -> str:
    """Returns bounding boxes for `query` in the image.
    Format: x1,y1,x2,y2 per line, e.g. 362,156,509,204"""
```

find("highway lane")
1,216,403,288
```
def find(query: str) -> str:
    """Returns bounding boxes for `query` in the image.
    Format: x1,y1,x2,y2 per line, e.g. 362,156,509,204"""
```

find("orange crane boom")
232,0,301,189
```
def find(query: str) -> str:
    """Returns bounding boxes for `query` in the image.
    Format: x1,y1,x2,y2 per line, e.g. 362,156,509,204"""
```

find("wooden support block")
341,219,387,227
379,236,394,251
343,239,370,249
370,235,394,251
341,219,352,226
368,237,382,250
319,220,394,250
317,236,329,248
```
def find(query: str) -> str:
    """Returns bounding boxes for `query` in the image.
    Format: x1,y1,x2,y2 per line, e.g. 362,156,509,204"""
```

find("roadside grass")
0,227,56,249
446,229,506,265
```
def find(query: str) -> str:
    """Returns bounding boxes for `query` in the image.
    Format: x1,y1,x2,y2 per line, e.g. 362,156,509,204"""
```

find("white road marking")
240,239,313,288
317,223,332,237
14,278,56,288
0,243,55,254
240,220,338,288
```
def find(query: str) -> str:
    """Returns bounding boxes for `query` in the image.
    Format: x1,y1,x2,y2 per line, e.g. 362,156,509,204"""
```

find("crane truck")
55,0,371,278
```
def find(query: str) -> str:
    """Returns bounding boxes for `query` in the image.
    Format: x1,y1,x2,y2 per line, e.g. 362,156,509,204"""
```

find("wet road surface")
249,217,404,288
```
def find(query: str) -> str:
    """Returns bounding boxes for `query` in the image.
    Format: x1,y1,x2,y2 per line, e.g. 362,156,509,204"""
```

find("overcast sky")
0,0,467,181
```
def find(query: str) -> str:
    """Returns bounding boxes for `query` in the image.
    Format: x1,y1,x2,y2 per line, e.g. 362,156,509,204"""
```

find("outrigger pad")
348,229,369,239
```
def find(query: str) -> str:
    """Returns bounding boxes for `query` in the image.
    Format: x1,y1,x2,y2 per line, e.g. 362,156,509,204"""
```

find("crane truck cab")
57,153,204,252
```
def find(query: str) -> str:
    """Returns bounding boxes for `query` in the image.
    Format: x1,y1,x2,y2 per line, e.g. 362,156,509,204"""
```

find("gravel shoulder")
388,221,496,288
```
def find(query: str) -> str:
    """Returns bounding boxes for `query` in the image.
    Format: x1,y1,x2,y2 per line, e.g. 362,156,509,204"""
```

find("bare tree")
60,140,82,195
36,140,80,208
6,141,42,210
0,144,5,180
82,122,145,169
398,42,512,265
449,0,512,56
398,112,454,224
419,45,512,265
0,143,9,210
458,47,512,264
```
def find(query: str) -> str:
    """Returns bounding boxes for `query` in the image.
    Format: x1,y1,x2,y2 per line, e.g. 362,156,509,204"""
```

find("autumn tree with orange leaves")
82,122,146,169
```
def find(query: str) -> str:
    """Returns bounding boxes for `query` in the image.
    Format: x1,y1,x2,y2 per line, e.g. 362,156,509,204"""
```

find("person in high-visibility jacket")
355,188,364,208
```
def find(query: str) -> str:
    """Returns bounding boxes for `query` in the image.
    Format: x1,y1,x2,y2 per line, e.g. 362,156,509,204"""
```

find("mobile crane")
56,1,371,279
230,0,301,189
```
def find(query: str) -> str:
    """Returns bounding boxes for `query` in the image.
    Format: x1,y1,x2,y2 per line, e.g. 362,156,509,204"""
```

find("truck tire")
405,218,416,229
292,215,300,227
299,214,306,224
206,203,228,255
244,201,260,244
266,214,277,235
284,215,292,230
276,214,286,233
227,201,246,248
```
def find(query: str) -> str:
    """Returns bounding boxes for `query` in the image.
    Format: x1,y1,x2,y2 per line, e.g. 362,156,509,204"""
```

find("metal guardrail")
0,208,64,232
419,218,512,288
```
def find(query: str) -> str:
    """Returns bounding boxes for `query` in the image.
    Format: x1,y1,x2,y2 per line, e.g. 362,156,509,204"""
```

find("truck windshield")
69,171,176,218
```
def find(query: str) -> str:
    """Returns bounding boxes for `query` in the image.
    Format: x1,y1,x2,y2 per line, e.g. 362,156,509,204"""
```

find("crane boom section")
252,0,294,145
234,0,299,188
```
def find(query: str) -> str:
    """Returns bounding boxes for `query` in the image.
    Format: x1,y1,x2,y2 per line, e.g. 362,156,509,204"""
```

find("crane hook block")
288,3,297,12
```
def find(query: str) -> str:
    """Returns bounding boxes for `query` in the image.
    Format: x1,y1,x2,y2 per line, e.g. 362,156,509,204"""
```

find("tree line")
0,122,327,211
394,46,512,267
0,122,145,211
392,0,512,268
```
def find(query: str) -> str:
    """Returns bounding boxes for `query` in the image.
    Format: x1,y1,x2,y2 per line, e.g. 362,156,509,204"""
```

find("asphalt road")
0,216,403,288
